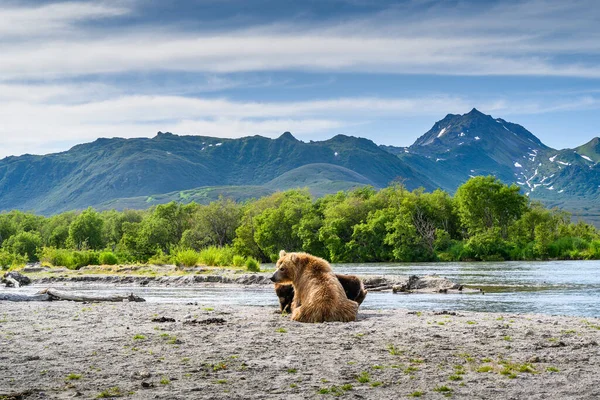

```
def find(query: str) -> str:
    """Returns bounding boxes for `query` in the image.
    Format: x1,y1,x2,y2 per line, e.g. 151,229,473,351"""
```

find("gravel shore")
1,298,599,399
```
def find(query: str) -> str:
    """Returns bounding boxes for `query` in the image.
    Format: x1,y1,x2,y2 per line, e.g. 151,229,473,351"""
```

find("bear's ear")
279,250,287,258
290,253,298,263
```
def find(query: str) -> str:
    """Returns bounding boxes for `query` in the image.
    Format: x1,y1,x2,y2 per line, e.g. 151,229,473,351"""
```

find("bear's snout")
270,271,279,282
270,274,276,282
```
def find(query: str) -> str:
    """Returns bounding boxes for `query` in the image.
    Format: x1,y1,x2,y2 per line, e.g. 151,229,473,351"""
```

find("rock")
2,271,32,287
393,275,460,293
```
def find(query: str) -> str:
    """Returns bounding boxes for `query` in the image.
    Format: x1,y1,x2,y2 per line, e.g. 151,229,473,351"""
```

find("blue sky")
1,0,600,158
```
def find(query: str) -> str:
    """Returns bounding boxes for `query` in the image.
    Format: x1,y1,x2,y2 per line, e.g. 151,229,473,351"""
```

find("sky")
1,0,600,158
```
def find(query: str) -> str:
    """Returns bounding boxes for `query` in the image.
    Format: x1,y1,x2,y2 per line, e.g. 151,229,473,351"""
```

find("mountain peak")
278,131,297,141
466,108,484,116
410,109,547,152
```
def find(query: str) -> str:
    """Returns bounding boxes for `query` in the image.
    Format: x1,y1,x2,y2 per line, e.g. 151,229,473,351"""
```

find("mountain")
1,109,599,225
383,109,600,225
0,132,434,215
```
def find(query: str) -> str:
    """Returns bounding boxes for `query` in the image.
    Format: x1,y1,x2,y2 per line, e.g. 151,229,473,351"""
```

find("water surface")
7,260,600,317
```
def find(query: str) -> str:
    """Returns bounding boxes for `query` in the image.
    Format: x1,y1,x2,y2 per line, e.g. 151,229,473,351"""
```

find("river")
9,260,600,317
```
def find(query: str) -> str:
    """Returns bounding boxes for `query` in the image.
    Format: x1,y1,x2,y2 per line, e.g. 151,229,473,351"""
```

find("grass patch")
356,371,370,383
387,344,403,355
287,368,297,374
211,362,227,371
409,391,424,397
65,373,82,381
477,365,494,373
448,375,462,381
370,381,382,387
132,334,146,340
276,327,288,333
546,366,560,372
96,387,122,398
160,377,170,385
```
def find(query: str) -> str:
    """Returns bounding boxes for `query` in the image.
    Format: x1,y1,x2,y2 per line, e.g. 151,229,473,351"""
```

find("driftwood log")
0,293,52,301
0,288,145,302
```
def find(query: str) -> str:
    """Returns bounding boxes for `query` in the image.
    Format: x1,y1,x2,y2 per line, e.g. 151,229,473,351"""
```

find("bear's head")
270,250,302,283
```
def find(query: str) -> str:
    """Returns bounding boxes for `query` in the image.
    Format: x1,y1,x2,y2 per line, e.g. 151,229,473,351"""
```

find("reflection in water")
6,260,600,317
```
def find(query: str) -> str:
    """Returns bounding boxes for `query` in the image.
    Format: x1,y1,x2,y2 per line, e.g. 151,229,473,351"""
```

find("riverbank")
1,302,599,399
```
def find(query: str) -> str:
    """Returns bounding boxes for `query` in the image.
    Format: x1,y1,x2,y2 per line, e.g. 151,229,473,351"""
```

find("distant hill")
0,132,434,215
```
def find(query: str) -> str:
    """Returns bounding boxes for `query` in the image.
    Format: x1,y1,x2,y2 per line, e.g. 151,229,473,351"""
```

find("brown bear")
270,250,358,323
274,274,367,314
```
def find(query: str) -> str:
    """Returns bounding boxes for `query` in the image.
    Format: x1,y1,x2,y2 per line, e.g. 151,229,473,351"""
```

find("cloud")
0,1,129,38
1,0,599,79
1,78,598,158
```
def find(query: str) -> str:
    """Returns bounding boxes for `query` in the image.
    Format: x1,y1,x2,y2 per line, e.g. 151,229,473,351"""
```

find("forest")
1,176,599,271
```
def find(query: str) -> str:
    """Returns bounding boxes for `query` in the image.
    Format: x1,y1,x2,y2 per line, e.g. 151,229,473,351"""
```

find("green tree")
68,208,104,250
253,190,312,260
455,176,527,238
3,231,42,261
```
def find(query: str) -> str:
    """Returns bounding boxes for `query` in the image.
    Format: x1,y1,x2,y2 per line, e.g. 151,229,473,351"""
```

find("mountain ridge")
1,110,599,226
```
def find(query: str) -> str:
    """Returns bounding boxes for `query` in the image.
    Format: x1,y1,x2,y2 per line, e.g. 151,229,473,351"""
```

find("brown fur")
274,274,367,313
270,251,358,323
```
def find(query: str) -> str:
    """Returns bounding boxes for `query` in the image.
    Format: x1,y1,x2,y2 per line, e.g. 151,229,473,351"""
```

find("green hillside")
0,132,434,215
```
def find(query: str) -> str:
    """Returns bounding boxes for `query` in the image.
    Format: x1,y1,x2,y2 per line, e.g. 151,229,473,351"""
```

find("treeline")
1,176,599,270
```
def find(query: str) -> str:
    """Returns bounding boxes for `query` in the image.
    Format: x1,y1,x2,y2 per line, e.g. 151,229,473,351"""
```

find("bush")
4,231,42,262
0,250,27,270
215,246,234,266
148,249,173,265
245,257,260,272
39,247,74,268
232,255,246,267
198,246,219,266
175,249,199,267
99,251,118,265
198,246,235,266
71,250,99,269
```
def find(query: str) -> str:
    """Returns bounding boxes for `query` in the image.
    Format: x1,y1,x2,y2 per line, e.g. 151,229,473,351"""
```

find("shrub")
4,231,42,261
232,255,245,267
215,246,234,266
148,249,173,265
39,247,74,268
175,249,199,267
0,250,27,270
198,246,235,266
245,257,260,272
198,246,219,266
71,250,99,269
99,251,118,265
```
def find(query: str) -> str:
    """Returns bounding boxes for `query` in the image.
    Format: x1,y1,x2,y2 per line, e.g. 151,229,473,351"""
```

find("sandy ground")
1,297,599,399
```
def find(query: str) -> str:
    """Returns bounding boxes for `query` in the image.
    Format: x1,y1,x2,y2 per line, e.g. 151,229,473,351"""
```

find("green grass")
96,387,122,398
65,373,82,381
287,368,297,374
409,391,424,397
276,327,288,333
370,381,382,387
546,366,560,372
477,365,494,373
433,385,453,394
356,371,371,383
132,334,146,340
448,375,462,381
212,362,227,371
387,344,403,355
160,377,170,385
